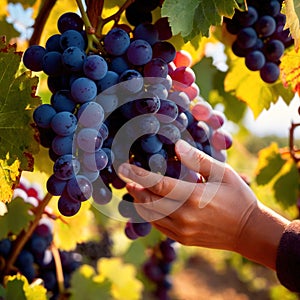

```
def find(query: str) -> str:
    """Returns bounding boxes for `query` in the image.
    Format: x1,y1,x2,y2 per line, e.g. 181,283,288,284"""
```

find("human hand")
118,139,259,252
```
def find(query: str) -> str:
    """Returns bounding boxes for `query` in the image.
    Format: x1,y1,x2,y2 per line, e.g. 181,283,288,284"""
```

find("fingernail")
118,164,129,178
175,139,192,154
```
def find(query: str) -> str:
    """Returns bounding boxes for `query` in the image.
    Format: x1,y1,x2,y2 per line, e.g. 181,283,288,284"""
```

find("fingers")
118,163,197,201
126,182,186,221
175,139,226,180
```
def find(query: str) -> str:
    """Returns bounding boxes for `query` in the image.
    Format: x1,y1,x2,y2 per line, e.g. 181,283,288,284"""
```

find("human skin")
118,139,290,270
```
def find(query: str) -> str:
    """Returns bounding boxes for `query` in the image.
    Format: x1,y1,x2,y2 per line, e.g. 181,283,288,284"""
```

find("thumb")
175,139,225,180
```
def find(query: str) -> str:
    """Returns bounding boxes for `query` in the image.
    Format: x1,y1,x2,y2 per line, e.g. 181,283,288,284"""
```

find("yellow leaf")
97,257,143,300
280,48,300,94
52,200,98,251
0,155,21,203
0,0,7,17
224,58,281,118
284,0,300,51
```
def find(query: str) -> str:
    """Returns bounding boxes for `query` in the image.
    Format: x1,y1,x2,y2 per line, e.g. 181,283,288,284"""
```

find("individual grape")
77,101,104,128
264,39,285,62
154,17,172,40
53,154,80,180
127,114,160,138
57,12,84,33
109,56,130,75
98,122,109,140
158,124,181,145
152,41,176,63
30,235,49,255
133,23,159,45
125,2,152,26
148,150,168,173
147,83,168,100
140,134,163,154
126,39,153,66
259,62,280,83
71,77,97,103
83,149,108,171
33,104,56,128
83,55,108,81
210,130,233,150
59,29,86,50
156,99,178,123
58,192,81,217
119,69,144,93
102,148,115,167
173,112,189,132
22,45,46,71
51,111,77,136
131,221,152,237
188,121,210,143
0,238,12,257
96,71,119,93
234,6,258,27
206,110,225,129
255,15,276,37
46,174,67,196
264,0,281,16
92,178,112,205
165,158,188,179
191,101,212,121
167,91,190,111
95,93,119,113
236,27,258,49
66,175,93,202
50,90,76,113
52,134,74,155
124,221,139,240
62,46,86,72
245,50,266,71
47,74,70,93
76,127,103,152
103,28,131,56
45,34,62,52
143,58,168,78
171,66,195,87
173,50,192,67
134,94,161,114
42,51,64,76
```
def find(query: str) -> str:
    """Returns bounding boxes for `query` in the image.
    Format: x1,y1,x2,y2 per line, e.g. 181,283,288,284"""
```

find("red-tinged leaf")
280,48,300,95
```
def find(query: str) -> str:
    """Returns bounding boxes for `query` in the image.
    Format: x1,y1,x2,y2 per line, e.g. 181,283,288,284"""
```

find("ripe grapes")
224,0,293,83
23,8,233,247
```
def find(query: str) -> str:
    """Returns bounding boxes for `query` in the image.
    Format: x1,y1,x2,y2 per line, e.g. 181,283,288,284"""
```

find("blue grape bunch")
23,6,233,242
224,0,293,83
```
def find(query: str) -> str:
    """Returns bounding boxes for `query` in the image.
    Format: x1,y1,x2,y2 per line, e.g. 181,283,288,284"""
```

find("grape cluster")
224,0,293,83
1,180,82,300
143,238,177,300
23,9,233,239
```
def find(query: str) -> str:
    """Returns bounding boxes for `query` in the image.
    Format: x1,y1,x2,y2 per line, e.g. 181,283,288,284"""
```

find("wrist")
235,201,290,270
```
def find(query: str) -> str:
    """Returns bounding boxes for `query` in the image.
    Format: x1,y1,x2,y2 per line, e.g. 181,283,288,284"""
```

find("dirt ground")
171,253,286,300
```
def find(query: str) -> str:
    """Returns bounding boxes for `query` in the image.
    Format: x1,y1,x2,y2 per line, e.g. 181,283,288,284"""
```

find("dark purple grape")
234,6,258,27
264,39,285,62
57,12,84,33
22,45,47,71
259,62,280,83
245,50,266,71
236,27,258,49
255,15,276,37
58,192,81,217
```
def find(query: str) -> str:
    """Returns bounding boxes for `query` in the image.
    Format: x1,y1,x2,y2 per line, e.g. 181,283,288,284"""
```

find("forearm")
235,201,290,270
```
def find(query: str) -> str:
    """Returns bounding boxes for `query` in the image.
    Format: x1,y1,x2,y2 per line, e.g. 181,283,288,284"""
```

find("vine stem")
75,0,101,53
2,192,53,278
289,122,300,164
96,0,135,38
50,243,65,295
29,0,57,46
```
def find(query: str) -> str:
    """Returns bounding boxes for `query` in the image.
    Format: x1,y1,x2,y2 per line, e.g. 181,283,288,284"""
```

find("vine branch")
289,122,300,164
1,192,53,278
29,0,57,46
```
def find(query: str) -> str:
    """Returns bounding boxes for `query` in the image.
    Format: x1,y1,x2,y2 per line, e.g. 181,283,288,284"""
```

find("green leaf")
193,57,246,123
70,265,112,300
0,197,34,239
0,36,40,170
0,19,19,40
273,160,299,209
255,143,286,186
161,0,238,41
4,274,47,300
